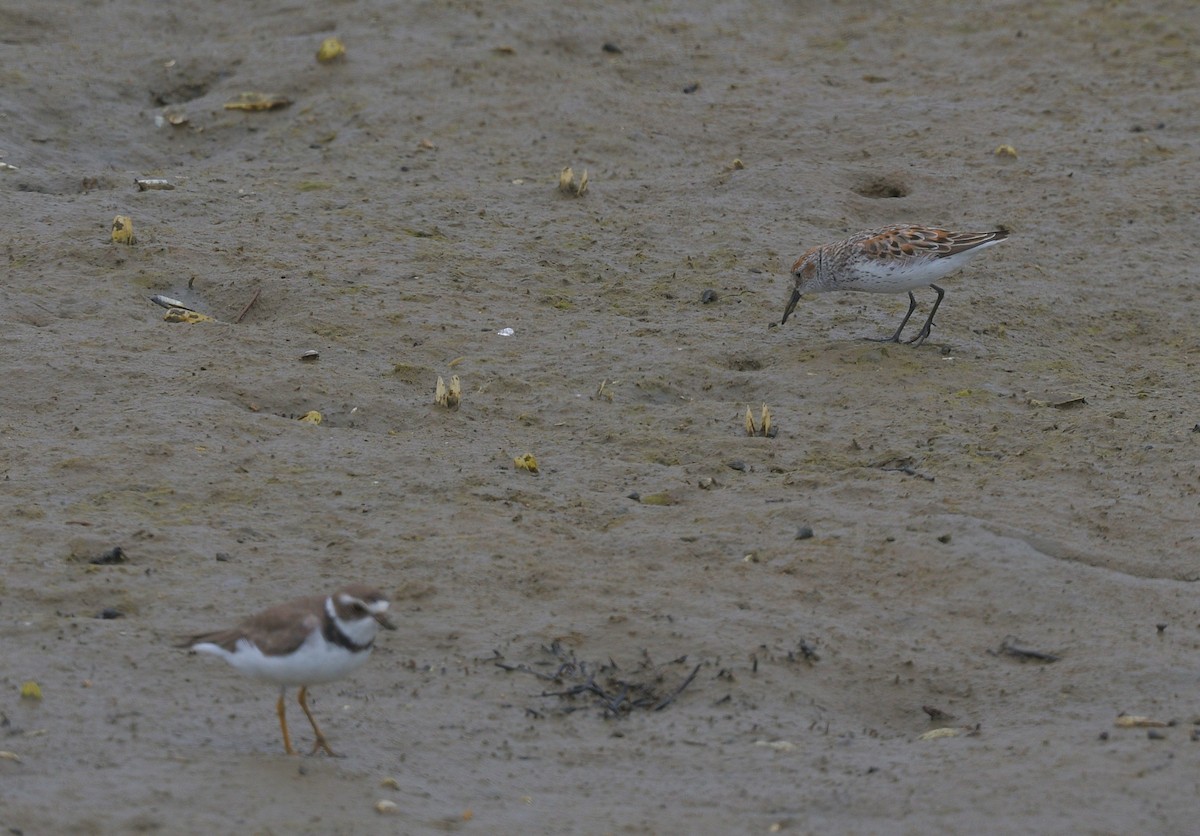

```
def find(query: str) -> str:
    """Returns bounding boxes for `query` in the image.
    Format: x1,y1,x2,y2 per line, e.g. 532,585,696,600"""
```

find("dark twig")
995,636,1060,663
234,288,261,323
652,663,702,711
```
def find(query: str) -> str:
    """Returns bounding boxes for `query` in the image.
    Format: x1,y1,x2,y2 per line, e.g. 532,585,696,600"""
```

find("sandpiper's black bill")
374,612,397,630
780,287,802,325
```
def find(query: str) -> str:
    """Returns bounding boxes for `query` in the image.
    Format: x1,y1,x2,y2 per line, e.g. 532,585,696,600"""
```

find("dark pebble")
602,42,622,54
215,552,232,562
1098,731,1109,741
1147,729,1166,740
682,83,699,94
1156,623,1167,633
795,526,814,541
727,460,747,472
627,491,641,501
97,608,124,620
700,288,718,304
89,546,126,565
937,534,951,544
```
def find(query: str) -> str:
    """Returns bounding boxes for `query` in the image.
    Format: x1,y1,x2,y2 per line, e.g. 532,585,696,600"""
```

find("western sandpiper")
780,224,1008,346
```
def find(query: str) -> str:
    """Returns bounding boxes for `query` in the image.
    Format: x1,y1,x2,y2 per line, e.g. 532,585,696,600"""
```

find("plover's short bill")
780,224,1008,346
182,583,395,756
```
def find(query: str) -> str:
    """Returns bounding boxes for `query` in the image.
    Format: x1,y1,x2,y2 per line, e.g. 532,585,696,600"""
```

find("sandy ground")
3,0,1200,832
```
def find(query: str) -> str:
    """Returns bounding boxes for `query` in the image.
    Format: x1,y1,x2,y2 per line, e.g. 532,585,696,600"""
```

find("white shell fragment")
497,327,515,337
135,178,176,191
149,295,194,312
299,350,320,362
374,800,398,814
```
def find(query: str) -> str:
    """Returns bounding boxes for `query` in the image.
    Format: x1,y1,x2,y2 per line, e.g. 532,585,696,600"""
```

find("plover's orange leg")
297,686,340,757
277,688,298,756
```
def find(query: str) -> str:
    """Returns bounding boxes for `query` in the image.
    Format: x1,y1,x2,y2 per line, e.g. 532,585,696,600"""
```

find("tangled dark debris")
494,641,703,716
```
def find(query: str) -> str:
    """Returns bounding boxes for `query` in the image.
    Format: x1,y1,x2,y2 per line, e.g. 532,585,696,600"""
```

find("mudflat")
3,1,1198,832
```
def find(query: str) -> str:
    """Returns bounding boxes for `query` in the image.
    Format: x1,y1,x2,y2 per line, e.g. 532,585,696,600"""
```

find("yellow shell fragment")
513,453,538,473
224,92,292,111
163,308,215,324
435,375,461,409
374,800,398,815
744,404,774,437
557,166,588,196
379,777,401,789
0,751,21,763
918,727,961,740
298,411,323,425
20,681,42,701
111,215,135,245
317,37,346,63
994,144,1018,158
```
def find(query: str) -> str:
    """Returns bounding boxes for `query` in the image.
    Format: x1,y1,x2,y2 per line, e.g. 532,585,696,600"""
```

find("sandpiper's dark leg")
277,687,297,756
298,686,340,757
868,291,918,343
907,284,945,346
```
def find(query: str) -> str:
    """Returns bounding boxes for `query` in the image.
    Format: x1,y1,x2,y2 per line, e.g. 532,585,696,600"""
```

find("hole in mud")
853,175,909,199
725,356,765,372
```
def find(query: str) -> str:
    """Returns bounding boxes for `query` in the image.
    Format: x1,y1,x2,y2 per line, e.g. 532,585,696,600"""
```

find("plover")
183,583,395,756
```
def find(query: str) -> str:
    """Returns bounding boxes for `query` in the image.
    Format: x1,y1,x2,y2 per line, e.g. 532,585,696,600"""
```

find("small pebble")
1147,729,1166,740
937,534,952,544
601,42,622,54
727,460,747,472
626,491,640,502
700,289,718,304
1156,623,1167,634
97,608,123,620
89,546,126,565
795,526,814,541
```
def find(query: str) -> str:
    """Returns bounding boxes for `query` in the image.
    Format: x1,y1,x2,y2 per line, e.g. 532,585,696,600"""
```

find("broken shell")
297,411,323,425
374,800,398,814
994,144,1018,158
744,405,757,436
0,751,21,763
111,215,135,245
513,453,538,473
163,308,215,324
918,727,961,740
316,37,346,63
379,777,401,789
135,178,175,191
299,350,320,362
1114,715,1168,728
557,166,588,196
434,375,461,409
149,295,193,311
224,92,292,111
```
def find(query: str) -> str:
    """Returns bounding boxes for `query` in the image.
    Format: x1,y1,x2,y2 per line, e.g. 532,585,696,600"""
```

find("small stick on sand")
234,288,261,324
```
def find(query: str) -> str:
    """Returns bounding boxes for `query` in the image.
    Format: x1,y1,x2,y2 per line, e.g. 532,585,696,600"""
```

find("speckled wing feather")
860,225,1007,260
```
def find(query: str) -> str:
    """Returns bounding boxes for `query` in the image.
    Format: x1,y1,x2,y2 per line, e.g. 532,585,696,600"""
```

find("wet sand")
3,0,1199,832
